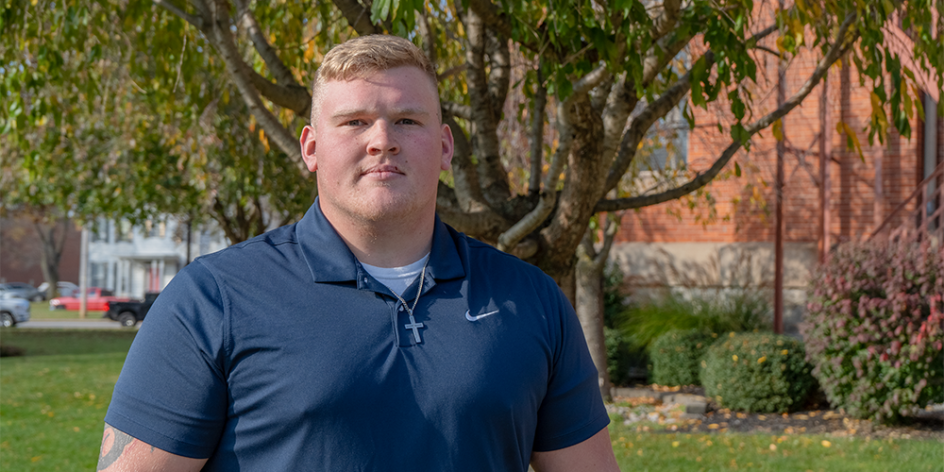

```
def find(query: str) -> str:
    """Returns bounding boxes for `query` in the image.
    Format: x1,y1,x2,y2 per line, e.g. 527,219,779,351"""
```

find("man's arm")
97,423,208,472
531,427,620,472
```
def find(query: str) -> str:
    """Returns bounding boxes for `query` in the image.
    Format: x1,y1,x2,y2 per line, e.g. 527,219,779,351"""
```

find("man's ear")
300,125,317,172
440,123,454,171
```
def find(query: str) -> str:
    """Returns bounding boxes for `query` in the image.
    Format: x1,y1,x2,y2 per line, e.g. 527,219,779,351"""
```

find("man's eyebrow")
329,108,432,121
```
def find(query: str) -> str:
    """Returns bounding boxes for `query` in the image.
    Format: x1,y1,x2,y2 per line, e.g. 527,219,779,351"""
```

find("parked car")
0,293,31,327
37,281,79,300
105,292,160,327
49,287,130,311
0,282,44,302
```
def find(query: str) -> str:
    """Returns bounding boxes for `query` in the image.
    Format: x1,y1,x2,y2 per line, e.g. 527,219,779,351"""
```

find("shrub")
803,237,944,423
618,289,771,353
702,333,815,413
649,329,715,386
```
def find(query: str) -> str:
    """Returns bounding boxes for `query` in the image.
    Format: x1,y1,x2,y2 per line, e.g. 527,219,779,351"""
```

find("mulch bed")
611,385,944,441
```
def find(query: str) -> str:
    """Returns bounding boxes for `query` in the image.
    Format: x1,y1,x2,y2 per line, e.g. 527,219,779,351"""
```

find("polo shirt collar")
297,199,465,284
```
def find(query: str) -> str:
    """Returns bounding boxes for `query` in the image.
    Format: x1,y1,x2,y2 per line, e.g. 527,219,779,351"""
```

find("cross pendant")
404,314,425,344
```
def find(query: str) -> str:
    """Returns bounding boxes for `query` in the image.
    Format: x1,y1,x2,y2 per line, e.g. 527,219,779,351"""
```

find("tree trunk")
576,250,613,401
34,219,69,299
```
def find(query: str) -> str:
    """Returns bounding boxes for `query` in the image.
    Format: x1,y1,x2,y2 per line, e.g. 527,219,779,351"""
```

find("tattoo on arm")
98,423,135,470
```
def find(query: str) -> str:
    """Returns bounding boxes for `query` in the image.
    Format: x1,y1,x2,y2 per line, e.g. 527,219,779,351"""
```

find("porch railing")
869,161,943,246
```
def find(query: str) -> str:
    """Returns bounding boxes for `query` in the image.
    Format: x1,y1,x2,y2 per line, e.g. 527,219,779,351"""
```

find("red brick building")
611,14,942,331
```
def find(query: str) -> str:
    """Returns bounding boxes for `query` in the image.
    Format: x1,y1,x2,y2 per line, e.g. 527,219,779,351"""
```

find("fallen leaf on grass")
822,440,832,448
672,441,680,448
769,444,777,451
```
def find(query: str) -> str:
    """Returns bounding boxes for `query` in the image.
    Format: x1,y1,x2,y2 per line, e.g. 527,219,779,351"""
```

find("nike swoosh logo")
465,310,499,322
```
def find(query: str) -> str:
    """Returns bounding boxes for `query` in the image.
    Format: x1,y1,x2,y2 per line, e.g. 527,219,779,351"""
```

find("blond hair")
309,35,438,126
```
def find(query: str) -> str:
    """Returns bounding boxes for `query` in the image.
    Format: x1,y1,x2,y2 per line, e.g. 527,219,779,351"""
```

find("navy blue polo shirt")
105,200,608,471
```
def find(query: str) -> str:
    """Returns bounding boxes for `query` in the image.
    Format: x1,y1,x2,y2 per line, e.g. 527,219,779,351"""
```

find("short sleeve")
531,283,610,452
104,260,229,458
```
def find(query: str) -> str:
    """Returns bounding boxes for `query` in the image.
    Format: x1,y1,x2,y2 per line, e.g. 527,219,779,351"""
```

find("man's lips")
361,165,404,179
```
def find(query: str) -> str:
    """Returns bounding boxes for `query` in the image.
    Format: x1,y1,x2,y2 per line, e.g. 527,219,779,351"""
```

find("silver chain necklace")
392,264,428,344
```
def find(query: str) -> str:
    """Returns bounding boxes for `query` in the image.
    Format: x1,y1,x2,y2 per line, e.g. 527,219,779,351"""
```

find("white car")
0,293,31,327
37,281,79,300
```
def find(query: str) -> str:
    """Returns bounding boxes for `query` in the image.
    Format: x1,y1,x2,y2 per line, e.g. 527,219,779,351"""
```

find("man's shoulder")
451,230,552,284
196,223,300,269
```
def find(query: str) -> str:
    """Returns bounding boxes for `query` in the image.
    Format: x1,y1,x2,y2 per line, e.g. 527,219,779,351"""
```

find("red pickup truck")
49,287,130,311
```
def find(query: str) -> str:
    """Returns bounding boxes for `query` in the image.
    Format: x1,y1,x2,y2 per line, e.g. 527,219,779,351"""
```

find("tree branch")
650,0,682,43
331,0,381,36
200,0,305,169
528,66,547,196
233,0,300,88
605,23,778,192
595,13,858,212
497,98,575,251
442,101,471,121
152,0,203,29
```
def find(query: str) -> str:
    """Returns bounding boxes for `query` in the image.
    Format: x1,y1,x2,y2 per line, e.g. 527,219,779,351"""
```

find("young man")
99,35,619,472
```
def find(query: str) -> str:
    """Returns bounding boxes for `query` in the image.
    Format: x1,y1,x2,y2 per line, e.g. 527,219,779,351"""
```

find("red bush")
803,236,943,423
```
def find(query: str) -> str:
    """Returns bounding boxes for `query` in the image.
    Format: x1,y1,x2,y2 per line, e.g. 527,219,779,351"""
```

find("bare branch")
152,0,203,29
331,0,381,36
497,99,575,251
596,13,858,212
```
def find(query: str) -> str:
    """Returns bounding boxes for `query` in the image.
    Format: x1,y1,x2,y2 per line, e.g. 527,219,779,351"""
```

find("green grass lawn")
0,330,136,471
27,302,108,321
607,420,943,471
1,330,941,471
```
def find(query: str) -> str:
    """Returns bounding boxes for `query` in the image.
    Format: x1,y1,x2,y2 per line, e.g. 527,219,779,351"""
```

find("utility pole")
79,226,89,319
774,0,786,334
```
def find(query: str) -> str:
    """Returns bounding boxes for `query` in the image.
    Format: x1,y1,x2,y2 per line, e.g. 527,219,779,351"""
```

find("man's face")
300,66,453,227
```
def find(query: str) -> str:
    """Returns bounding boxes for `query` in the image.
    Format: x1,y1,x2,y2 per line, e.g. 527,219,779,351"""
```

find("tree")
3,0,941,394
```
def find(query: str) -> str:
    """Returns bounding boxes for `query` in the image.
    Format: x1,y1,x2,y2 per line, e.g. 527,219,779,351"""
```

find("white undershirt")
359,253,430,297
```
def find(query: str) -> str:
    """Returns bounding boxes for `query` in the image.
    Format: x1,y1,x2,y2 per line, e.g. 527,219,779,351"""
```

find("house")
610,10,942,333
87,217,229,299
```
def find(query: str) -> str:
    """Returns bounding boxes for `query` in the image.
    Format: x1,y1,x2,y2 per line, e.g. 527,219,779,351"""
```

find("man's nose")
366,120,400,155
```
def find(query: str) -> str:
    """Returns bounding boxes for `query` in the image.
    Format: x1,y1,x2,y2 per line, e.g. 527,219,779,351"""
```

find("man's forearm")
97,423,208,472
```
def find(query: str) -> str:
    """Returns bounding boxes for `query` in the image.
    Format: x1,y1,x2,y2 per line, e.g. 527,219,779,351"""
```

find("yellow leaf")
769,444,777,451
733,355,739,362
772,119,784,142
729,332,736,338
31,456,42,463
304,40,315,62
821,440,832,448
672,441,680,448
758,356,767,364
249,115,256,133
781,349,789,355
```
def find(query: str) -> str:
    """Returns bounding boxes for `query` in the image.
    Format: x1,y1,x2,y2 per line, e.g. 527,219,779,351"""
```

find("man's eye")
399,118,417,125
346,119,364,126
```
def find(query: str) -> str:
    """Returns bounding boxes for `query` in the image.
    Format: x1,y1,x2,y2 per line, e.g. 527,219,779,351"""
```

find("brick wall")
616,27,930,246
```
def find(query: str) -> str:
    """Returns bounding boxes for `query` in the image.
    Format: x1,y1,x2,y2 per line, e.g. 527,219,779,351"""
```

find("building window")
90,262,108,289
115,220,133,243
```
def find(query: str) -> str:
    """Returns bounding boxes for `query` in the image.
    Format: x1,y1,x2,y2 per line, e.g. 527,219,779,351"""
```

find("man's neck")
321,204,436,268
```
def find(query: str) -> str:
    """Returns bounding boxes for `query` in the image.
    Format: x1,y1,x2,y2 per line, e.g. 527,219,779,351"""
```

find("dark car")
104,292,160,327
0,282,43,302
